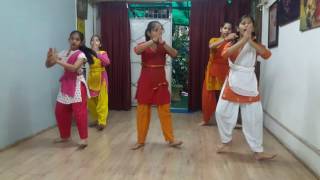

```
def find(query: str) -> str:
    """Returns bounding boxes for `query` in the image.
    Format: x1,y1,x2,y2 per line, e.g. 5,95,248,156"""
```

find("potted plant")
171,25,189,102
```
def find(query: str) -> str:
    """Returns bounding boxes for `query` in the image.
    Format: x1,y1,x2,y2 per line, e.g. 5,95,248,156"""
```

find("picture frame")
300,0,320,31
278,0,300,26
77,0,88,19
268,1,279,48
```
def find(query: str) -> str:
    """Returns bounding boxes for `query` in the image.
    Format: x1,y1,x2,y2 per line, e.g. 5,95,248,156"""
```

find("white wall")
95,7,102,36
85,3,94,45
260,0,320,176
0,0,76,149
84,3,100,45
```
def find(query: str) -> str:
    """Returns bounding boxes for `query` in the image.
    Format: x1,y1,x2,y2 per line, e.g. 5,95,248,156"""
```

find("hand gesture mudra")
46,48,59,68
48,48,60,62
159,35,165,44
225,33,238,41
244,24,253,40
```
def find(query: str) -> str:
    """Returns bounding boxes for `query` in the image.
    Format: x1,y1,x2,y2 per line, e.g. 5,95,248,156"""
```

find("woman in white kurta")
215,15,276,160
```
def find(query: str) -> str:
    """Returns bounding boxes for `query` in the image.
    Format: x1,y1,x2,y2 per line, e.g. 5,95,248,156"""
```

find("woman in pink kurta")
46,30,96,149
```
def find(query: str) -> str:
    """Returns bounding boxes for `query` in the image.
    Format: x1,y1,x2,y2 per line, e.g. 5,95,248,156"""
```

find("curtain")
100,2,132,110
188,0,250,111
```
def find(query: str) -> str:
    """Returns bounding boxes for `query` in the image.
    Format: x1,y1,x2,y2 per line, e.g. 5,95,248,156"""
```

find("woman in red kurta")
135,44,170,105
132,21,183,150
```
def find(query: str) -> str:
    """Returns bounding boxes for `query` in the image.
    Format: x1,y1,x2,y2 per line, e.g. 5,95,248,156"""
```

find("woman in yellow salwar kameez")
87,35,110,131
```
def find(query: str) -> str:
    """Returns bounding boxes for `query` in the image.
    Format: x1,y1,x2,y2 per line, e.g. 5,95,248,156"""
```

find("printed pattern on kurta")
56,50,90,104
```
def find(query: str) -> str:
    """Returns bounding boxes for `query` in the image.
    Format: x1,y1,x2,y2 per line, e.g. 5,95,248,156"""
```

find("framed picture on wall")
278,0,300,26
77,0,88,19
268,1,279,48
300,0,320,31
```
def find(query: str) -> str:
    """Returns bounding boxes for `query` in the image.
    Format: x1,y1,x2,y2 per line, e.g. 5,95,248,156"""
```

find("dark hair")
145,21,163,41
232,15,256,44
69,30,97,65
239,15,255,26
90,34,103,50
221,22,232,28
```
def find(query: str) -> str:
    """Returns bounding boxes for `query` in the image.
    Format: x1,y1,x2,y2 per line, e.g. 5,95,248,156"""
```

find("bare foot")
169,140,183,147
254,152,277,161
96,124,106,131
199,121,209,126
131,143,145,150
78,139,88,150
53,138,70,144
216,142,231,153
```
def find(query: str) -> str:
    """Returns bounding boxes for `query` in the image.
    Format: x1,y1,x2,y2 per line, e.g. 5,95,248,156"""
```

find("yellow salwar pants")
88,81,108,126
136,104,174,144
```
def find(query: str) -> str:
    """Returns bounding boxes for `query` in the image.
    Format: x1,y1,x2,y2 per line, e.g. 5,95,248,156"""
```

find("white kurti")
56,50,90,105
228,42,258,96
216,42,264,153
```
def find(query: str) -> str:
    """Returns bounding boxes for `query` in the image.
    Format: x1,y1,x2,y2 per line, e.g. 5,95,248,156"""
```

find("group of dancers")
45,14,276,160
